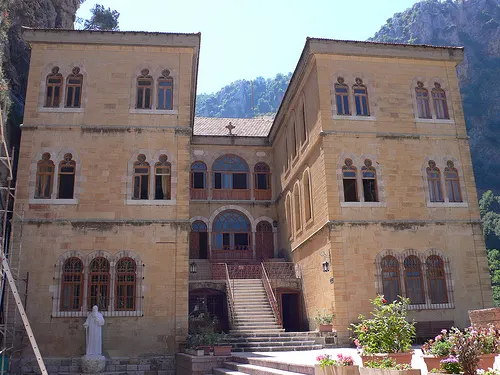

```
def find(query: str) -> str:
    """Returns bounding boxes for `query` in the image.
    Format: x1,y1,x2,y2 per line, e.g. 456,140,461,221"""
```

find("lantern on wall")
189,262,197,274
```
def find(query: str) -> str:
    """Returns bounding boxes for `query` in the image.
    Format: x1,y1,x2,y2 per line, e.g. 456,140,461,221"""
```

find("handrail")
261,262,282,326
225,263,235,326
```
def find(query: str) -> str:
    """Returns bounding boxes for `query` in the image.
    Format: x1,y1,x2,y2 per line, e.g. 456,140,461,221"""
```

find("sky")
76,0,419,94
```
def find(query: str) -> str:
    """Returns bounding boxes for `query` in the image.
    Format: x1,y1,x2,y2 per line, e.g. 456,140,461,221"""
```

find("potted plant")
315,353,358,375
359,357,420,375
315,309,335,332
447,327,481,375
212,332,232,356
421,330,453,371
475,324,500,370
351,295,415,365
437,356,461,374
185,334,204,356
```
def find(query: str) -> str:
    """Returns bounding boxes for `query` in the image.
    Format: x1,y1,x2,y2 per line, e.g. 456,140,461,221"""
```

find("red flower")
382,298,387,303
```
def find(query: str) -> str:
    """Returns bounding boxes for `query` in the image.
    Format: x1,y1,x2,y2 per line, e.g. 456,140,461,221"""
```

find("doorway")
281,293,300,332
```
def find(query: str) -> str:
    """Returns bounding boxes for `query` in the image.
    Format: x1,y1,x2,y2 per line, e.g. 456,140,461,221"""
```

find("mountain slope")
371,0,500,194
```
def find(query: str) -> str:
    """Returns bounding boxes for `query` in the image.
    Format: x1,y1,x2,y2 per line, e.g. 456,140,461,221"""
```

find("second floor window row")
45,66,83,108
136,69,173,110
416,81,450,120
334,77,370,116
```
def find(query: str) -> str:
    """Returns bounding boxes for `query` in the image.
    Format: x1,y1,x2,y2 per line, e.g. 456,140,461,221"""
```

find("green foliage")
350,295,415,354
364,357,410,370
447,327,481,375
421,331,453,357
479,191,500,305
196,73,291,118
84,4,119,31
314,308,335,325
439,356,461,374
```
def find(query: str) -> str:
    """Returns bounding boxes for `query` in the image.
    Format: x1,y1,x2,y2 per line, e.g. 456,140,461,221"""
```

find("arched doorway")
255,221,274,261
190,221,208,259
212,210,252,261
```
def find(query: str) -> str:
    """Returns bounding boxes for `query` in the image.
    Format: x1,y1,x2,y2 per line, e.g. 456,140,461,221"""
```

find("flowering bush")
447,327,481,375
363,357,410,370
439,356,461,374
475,324,500,354
316,353,354,368
478,369,500,375
350,295,415,354
421,329,453,357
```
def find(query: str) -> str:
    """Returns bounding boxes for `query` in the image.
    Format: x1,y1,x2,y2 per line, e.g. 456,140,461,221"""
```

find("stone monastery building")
11,27,492,370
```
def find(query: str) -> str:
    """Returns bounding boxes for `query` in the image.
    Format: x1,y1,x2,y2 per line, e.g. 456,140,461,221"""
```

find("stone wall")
469,308,500,329
176,353,230,375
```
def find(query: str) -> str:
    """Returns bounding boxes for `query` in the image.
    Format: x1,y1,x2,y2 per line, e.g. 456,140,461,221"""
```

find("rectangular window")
214,173,222,189
354,88,369,116
335,85,349,115
343,179,357,202
232,173,247,189
363,179,377,202
58,173,75,199
155,174,171,200
192,172,205,189
158,80,173,110
234,233,249,249
416,89,431,118
256,174,269,190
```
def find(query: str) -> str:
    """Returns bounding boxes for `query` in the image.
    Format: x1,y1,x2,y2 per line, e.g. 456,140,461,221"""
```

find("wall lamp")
189,262,197,274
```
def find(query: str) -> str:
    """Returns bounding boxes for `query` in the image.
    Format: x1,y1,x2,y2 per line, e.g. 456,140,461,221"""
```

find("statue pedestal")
81,354,106,374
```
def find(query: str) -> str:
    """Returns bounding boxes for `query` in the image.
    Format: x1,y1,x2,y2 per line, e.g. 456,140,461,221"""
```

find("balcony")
190,188,208,200
254,189,272,200
210,248,253,261
212,189,251,200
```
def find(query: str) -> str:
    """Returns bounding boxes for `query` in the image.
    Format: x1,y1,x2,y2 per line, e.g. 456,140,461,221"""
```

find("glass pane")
214,173,222,189
343,96,349,115
140,175,148,199
145,88,151,108
363,179,377,202
223,233,230,249
165,89,173,110
66,86,73,107
336,96,343,115
74,87,81,107
137,88,143,108
343,179,357,202
232,173,247,189
355,96,361,115
158,89,165,109
362,97,368,115
193,172,205,189
234,233,249,248
58,173,75,199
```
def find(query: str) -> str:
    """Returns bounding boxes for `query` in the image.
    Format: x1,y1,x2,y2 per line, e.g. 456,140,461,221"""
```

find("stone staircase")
225,279,322,352
211,355,314,375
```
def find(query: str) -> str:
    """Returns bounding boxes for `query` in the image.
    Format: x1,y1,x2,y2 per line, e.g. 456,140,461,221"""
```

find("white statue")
83,306,105,356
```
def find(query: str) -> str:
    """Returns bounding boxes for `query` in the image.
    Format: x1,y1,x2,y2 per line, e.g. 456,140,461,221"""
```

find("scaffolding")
0,107,47,375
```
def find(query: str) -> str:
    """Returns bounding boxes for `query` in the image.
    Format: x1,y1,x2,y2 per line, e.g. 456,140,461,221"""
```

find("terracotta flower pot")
213,345,232,356
319,324,333,332
422,355,446,372
314,364,359,375
360,352,413,366
478,353,497,370
359,368,420,375
198,345,211,355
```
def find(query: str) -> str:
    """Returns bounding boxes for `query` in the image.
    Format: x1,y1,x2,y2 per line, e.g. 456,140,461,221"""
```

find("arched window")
299,99,307,144
361,159,378,202
136,69,153,109
133,154,149,200
342,158,358,202
88,257,110,310
256,221,274,260
254,162,271,200
285,132,290,170
116,258,136,311
190,221,208,259
353,78,370,116
191,161,207,199
154,154,171,200
35,153,55,199
45,66,63,107
303,171,312,222
415,81,431,119
381,255,401,304
444,160,462,202
334,77,350,115
58,153,76,199
60,257,83,311
426,160,443,202
403,256,425,304
286,195,292,238
293,185,301,232
212,211,251,258
212,155,250,200
157,69,173,110
291,114,298,159
432,82,449,119
426,255,448,304
65,67,83,108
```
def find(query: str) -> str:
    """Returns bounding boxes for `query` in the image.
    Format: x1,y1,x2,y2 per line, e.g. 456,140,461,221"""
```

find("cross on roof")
226,122,235,136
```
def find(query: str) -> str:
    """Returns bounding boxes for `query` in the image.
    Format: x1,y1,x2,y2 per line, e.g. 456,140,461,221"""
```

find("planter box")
359,367,420,375
198,345,211,355
184,348,204,356
319,324,334,332
314,364,359,375
478,353,497,370
422,355,446,371
361,352,413,366
213,345,232,356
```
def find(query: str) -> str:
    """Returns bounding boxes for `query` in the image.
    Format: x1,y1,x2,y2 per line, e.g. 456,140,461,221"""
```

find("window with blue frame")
157,69,173,110
342,158,358,202
361,159,378,202
212,155,249,190
353,78,370,116
212,210,251,250
334,77,350,115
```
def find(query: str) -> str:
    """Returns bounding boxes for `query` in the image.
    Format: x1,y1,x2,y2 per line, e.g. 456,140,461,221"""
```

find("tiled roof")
193,117,273,137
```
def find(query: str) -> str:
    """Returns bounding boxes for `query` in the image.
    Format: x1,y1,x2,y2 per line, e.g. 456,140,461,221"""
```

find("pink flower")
354,339,361,348
435,335,443,341
441,329,447,335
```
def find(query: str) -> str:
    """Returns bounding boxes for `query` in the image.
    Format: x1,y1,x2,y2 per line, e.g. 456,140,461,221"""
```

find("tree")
84,4,119,31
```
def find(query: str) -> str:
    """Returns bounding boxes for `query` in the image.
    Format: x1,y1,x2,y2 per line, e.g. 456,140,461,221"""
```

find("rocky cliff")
371,0,500,194
0,0,82,147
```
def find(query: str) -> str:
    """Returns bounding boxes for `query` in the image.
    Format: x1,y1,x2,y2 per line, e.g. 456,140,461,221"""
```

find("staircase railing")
261,262,282,326
224,263,235,327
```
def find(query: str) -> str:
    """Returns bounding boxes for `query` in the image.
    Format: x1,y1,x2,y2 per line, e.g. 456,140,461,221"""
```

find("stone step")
225,336,316,343
218,361,309,375
233,322,280,327
230,344,323,352
233,318,276,323
232,356,314,375
229,329,285,334
232,340,317,348
227,331,319,338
